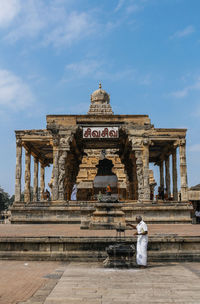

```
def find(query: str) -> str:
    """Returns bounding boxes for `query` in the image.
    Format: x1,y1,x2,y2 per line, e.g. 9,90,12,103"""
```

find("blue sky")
0,0,200,195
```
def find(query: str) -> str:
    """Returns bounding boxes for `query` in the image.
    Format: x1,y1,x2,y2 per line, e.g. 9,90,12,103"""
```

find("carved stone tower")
88,83,114,115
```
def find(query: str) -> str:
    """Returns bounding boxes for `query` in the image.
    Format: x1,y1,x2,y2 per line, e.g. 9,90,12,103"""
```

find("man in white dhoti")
127,216,148,267
71,184,77,201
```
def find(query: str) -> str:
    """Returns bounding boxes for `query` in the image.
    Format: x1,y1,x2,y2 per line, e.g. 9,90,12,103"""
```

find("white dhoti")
136,220,148,266
136,236,148,266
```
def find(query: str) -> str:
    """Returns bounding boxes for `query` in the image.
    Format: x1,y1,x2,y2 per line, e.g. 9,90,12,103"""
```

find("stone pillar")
24,149,31,203
165,155,171,198
159,160,164,189
179,140,188,201
131,155,138,200
40,164,45,201
52,138,59,201
58,151,67,201
143,142,150,200
15,139,22,202
135,150,144,201
33,158,39,201
172,149,178,200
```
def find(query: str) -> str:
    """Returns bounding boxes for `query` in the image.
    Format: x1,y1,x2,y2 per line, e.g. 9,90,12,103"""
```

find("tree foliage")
0,186,14,211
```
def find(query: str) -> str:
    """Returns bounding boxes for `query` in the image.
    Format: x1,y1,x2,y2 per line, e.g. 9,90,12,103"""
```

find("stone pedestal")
104,243,136,268
89,202,126,229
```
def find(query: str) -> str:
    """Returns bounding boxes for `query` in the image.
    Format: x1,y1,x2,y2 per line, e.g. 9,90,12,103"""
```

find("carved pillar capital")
53,137,59,147
143,139,154,146
16,138,22,147
59,136,71,151
130,137,143,150
173,140,179,149
179,138,186,146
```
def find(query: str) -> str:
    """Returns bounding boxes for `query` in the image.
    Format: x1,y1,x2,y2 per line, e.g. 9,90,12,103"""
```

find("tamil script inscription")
83,127,119,139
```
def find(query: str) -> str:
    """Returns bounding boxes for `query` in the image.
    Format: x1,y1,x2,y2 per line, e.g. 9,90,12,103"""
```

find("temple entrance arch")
93,157,118,197
75,127,139,201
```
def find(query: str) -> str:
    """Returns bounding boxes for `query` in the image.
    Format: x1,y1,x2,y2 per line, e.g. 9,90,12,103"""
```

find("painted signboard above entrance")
83,127,119,139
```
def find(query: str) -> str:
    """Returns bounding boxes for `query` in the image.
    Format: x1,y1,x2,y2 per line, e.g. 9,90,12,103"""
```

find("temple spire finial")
88,83,113,115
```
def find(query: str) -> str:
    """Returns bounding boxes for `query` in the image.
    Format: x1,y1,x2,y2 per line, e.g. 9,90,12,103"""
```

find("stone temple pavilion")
11,84,191,224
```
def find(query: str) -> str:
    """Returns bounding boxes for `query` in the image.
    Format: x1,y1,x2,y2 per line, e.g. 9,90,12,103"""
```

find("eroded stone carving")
58,151,67,200
135,150,144,200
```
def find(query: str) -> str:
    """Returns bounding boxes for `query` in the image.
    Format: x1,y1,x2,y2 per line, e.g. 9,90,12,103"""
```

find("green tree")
0,186,12,211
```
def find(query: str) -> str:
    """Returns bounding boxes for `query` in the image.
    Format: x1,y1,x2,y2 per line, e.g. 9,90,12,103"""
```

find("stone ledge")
10,201,193,224
0,250,199,262
0,236,200,263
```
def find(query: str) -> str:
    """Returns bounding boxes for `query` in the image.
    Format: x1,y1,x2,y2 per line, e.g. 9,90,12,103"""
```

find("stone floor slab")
43,262,200,304
1,261,200,304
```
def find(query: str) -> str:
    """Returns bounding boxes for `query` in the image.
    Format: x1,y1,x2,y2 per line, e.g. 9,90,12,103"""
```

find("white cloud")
138,74,152,85
1,0,147,48
64,59,137,82
115,0,125,12
126,4,141,14
170,25,195,39
0,69,34,110
189,144,200,152
66,60,102,78
44,11,96,48
115,0,146,14
6,0,47,42
3,0,98,48
171,88,188,98
171,77,200,99
64,58,152,86
0,0,20,28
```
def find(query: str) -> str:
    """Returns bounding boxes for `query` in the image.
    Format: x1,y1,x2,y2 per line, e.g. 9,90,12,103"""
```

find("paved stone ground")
0,261,62,304
44,262,200,304
1,261,200,304
0,224,200,237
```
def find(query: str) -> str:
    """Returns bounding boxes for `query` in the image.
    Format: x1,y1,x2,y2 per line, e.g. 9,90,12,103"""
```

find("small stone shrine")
11,83,193,224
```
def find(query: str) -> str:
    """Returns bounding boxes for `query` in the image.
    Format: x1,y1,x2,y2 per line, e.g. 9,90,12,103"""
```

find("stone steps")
0,236,199,262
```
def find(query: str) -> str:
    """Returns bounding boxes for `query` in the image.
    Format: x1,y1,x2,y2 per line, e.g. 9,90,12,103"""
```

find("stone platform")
10,200,193,224
0,224,200,262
